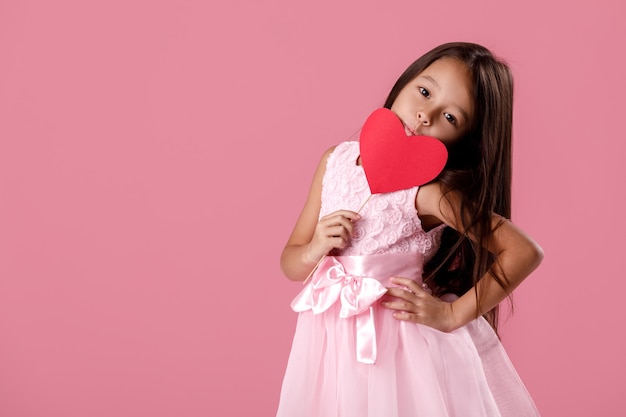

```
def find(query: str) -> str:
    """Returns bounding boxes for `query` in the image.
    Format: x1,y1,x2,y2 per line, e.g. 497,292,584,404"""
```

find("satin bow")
291,257,388,364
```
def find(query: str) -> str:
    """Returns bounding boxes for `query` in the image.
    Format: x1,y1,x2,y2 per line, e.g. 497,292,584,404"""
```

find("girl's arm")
383,181,544,331
280,146,361,281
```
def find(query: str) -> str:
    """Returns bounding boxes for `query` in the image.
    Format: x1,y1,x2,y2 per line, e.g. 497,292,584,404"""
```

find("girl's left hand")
382,277,457,333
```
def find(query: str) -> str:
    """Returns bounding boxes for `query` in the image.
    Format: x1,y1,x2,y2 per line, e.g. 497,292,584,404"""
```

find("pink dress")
276,142,540,417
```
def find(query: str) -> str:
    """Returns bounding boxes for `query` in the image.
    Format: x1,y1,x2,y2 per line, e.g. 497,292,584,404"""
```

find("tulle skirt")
276,254,540,417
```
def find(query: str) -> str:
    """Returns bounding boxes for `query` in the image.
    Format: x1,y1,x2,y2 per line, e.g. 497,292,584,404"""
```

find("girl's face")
390,57,475,146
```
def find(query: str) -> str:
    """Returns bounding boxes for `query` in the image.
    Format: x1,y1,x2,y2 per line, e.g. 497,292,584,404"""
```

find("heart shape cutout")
359,108,448,194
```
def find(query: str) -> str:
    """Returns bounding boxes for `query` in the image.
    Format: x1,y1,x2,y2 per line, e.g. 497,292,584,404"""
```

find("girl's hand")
304,210,361,264
382,277,457,332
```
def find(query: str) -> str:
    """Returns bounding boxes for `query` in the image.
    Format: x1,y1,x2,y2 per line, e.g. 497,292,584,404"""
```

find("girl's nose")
417,111,430,126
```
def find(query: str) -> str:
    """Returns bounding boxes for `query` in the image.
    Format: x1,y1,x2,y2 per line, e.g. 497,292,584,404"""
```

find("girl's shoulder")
330,141,358,155
322,141,358,166
416,181,450,222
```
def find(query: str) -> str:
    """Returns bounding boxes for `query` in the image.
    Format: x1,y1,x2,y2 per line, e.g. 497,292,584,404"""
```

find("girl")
276,42,543,417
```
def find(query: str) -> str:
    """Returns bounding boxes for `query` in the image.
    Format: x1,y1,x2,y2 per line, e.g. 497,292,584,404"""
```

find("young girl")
276,42,544,417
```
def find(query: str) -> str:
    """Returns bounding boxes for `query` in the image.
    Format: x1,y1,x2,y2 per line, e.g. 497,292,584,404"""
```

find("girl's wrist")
448,300,472,331
302,243,322,266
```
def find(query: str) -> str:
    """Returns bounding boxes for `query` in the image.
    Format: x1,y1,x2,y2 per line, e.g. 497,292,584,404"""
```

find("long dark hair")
384,42,514,332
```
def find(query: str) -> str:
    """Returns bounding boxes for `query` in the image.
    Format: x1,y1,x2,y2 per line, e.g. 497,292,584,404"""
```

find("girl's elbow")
280,251,307,282
527,241,544,270
280,257,296,281
280,265,305,282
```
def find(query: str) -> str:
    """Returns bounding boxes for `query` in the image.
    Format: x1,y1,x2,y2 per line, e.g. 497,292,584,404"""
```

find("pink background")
1,0,624,416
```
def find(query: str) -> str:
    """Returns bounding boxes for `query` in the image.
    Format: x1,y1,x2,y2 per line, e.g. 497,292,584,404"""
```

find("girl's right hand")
304,210,361,263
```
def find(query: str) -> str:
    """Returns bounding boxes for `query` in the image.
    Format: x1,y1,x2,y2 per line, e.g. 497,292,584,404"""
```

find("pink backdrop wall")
1,0,624,415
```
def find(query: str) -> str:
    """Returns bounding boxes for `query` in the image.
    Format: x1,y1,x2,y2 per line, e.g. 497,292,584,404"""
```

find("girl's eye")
444,113,457,125
418,87,430,98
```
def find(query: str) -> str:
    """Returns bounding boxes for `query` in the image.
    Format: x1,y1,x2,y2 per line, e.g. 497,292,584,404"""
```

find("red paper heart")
359,108,448,194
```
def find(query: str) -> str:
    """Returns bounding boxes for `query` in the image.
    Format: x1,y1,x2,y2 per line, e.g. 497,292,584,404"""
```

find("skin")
280,57,544,332
390,57,475,146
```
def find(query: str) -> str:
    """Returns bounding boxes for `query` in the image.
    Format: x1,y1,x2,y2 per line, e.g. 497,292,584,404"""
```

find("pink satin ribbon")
291,257,389,364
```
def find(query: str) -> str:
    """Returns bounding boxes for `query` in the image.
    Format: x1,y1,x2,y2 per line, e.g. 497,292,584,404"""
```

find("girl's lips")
403,123,416,136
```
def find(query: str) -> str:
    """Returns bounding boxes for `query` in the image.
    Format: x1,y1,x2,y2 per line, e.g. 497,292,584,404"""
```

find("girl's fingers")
382,278,431,314
319,211,360,233
384,287,415,301
310,210,362,256
382,278,454,331
328,225,349,239
381,299,416,313
320,218,355,239
330,236,348,249
320,210,361,222
390,276,425,293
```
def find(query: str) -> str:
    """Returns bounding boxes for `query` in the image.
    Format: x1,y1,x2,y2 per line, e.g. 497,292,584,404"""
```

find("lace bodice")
320,141,443,260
